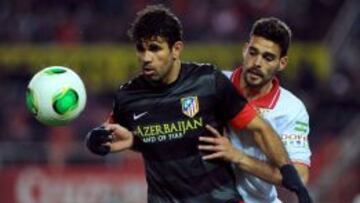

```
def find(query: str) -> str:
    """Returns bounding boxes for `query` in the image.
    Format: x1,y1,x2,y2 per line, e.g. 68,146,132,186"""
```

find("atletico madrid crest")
181,96,199,118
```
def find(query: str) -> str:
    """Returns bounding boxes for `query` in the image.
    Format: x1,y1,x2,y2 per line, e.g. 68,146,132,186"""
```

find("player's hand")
103,123,134,152
85,126,113,156
280,164,313,203
198,125,244,163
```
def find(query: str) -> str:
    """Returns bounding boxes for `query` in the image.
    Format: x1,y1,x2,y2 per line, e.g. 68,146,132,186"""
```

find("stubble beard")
244,70,273,89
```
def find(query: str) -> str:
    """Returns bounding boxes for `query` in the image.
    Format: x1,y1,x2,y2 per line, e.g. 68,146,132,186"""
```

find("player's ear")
278,56,288,71
172,41,184,60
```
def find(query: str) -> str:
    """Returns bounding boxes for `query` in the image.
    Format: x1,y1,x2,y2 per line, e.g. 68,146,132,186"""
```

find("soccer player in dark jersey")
86,4,306,203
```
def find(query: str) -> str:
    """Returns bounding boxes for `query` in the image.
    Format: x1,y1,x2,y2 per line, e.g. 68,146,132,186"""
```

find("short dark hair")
128,4,183,48
250,17,292,57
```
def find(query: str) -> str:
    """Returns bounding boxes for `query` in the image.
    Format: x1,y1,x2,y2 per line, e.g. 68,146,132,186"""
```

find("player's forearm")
235,154,282,185
294,164,310,185
250,117,290,167
253,128,289,167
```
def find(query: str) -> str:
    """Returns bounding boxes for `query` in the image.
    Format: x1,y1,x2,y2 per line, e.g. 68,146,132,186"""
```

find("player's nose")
142,50,153,63
254,55,262,66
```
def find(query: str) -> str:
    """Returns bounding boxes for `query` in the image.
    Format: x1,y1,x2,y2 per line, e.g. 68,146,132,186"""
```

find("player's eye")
248,48,258,56
136,43,145,52
263,53,275,62
148,44,162,52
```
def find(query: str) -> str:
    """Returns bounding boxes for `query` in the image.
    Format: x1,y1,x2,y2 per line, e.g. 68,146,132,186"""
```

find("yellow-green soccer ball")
26,66,87,126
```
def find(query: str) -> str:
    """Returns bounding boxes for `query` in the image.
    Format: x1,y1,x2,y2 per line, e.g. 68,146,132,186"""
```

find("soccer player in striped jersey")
199,17,312,203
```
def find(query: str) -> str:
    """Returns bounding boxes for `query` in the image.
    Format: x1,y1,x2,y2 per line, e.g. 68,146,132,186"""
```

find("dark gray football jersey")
112,62,249,203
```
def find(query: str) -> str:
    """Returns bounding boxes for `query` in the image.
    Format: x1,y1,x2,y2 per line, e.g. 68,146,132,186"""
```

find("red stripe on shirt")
231,67,281,109
230,103,257,129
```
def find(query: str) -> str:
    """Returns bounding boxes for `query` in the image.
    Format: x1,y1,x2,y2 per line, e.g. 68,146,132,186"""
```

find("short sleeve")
111,89,130,128
111,96,126,126
215,70,256,127
111,91,142,151
279,107,311,166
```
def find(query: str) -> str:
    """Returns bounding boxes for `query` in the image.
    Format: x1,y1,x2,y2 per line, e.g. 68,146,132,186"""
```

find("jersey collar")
230,67,280,109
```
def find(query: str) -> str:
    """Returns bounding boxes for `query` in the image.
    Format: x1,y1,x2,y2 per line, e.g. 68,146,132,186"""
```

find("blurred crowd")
0,0,345,43
0,0,359,202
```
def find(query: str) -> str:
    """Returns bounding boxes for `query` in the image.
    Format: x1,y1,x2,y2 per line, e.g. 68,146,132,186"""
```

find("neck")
163,60,181,84
240,76,273,101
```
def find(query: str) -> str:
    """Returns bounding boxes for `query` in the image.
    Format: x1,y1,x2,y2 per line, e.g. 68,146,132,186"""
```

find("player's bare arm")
199,121,289,167
246,116,310,184
234,154,310,185
200,123,312,203
242,115,290,167
199,125,282,185
199,124,310,185
294,164,310,184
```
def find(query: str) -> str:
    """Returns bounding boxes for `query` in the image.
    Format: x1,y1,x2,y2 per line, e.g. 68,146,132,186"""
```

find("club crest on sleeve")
181,96,199,118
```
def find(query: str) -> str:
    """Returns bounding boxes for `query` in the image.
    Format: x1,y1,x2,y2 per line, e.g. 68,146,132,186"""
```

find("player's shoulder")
114,75,152,104
182,62,220,75
278,87,308,115
112,76,146,106
183,61,217,69
279,87,305,107
117,75,143,91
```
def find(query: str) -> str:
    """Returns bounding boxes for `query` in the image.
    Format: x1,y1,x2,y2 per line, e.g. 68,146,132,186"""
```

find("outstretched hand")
198,125,244,163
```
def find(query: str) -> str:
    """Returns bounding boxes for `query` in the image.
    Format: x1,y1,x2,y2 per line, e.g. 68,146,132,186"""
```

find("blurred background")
0,0,359,202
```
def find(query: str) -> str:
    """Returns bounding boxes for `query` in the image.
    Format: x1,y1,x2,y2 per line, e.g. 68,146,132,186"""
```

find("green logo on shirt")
294,121,308,133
